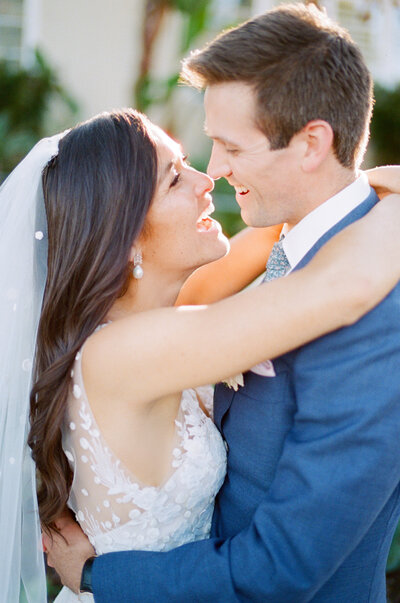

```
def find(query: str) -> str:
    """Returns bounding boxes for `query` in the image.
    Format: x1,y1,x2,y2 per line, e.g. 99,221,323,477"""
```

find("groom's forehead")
204,82,256,114
204,83,262,142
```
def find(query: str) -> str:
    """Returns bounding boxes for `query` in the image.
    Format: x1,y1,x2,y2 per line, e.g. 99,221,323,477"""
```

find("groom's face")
204,82,304,228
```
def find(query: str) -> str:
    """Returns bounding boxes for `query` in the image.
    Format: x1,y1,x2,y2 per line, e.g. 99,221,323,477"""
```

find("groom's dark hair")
181,3,373,169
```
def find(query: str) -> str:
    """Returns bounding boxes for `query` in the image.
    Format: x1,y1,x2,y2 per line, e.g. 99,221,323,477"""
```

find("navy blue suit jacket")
92,188,400,602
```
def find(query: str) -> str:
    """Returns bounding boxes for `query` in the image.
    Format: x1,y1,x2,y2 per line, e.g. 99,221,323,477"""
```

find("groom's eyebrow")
203,125,238,147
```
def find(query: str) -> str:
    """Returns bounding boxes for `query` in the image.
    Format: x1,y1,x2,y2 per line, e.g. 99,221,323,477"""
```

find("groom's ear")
299,120,334,173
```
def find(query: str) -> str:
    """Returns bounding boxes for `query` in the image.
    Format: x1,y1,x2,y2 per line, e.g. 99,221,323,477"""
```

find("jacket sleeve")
92,286,400,602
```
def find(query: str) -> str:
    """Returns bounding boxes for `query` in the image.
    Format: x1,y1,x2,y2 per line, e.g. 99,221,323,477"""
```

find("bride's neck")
107,268,190,321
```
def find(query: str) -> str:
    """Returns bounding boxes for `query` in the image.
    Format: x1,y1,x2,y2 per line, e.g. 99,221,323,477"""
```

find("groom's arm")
90,284,400,602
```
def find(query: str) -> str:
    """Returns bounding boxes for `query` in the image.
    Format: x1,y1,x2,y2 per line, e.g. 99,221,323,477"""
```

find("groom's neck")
284,163,358,232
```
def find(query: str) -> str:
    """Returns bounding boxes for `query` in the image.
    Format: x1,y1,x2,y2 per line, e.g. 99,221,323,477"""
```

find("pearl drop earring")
133,251,144,279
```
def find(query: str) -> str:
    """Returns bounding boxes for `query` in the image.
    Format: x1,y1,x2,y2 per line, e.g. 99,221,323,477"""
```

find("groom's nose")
207,143,231,181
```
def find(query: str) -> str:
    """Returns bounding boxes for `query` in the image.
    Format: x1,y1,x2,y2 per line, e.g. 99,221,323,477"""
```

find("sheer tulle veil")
0,133,66,602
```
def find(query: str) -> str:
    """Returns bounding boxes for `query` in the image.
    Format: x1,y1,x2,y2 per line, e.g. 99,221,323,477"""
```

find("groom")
47,4,400,601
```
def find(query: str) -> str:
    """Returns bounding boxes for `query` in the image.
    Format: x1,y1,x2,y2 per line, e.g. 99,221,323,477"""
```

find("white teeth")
235,185,249,194
197,203,215,222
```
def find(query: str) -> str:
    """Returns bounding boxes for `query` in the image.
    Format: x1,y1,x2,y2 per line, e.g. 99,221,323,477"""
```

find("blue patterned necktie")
263,236,291,282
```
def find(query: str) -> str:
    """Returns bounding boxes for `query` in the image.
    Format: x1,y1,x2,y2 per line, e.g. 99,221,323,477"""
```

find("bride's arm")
176,224,282,305
85,194,400,405
366,165,400,197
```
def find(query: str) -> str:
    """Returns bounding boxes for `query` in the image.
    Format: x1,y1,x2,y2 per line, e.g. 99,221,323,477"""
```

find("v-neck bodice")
62,341,226,555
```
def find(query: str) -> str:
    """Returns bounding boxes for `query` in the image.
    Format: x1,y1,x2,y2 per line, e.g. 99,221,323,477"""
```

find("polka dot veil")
0,133,65,602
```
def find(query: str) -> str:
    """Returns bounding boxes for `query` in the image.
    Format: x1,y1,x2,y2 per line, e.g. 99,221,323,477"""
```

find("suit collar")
283,173,371,271
295,187,380,271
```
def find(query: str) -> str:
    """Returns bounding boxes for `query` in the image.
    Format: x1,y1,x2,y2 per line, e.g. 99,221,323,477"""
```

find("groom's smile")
234,185,250,197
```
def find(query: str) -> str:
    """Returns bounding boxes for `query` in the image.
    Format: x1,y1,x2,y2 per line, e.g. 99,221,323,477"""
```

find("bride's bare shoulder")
80,319,138,407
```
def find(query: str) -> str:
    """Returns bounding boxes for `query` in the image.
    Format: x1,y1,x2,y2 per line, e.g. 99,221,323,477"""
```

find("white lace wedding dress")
55,333,227,602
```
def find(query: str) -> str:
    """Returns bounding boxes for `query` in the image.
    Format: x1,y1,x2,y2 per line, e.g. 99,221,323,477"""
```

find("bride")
1,108,400,602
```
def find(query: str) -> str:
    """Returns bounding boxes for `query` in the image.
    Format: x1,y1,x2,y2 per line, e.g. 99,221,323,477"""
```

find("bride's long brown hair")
28,109,158,532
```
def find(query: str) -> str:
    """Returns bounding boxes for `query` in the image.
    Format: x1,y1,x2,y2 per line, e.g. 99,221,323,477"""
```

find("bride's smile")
140,125,229,286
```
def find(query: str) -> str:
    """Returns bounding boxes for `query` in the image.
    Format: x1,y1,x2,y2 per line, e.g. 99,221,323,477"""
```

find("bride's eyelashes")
170,171,181,188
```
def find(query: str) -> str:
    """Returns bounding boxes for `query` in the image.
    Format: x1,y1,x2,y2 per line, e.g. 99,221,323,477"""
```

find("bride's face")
140,126,229,276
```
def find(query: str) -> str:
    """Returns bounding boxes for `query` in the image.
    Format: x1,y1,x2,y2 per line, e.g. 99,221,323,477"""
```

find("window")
0,0,24,65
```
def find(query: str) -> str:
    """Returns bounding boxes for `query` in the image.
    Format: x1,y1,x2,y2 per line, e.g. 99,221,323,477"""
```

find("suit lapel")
213,382,236,431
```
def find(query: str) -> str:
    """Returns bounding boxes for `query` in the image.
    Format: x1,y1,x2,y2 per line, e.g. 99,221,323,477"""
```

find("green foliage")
135,0,212,112
170,0,212,52
46,570,62,602
388,522,400,571
135,73,179,113
363,80,400,575
0,50,78,180
370,83,400,165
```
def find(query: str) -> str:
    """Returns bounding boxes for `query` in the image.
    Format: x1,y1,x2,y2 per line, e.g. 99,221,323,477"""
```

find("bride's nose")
194,170,214,197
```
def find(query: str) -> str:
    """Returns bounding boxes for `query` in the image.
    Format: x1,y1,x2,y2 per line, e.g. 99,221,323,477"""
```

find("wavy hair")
28,109,158,532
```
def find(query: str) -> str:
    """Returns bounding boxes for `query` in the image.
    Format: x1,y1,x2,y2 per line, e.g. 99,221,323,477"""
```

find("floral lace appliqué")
62,351,227,555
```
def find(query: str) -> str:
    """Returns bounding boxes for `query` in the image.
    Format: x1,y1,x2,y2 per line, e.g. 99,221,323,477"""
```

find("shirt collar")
281,172,371,270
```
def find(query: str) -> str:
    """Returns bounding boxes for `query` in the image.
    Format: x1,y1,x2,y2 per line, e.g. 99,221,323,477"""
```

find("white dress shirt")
282,172,371,272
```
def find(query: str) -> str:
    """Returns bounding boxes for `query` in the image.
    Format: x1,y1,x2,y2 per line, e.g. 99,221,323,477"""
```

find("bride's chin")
200,238,230,267
215,235,230,258
219,237,230,257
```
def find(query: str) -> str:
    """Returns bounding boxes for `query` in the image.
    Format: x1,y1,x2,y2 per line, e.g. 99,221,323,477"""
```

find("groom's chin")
239,207,254,226
240,209,267,228
241,206,284,229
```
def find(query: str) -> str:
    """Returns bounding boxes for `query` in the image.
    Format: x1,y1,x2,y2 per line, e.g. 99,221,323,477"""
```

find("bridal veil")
0,134,64,602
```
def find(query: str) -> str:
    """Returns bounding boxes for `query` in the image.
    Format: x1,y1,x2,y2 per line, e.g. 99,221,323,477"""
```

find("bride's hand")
366,166,400,198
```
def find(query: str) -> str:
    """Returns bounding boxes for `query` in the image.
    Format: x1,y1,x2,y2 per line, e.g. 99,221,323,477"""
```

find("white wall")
38,0,145,119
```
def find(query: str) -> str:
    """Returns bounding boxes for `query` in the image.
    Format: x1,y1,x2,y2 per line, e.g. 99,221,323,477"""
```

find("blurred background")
1,0,400,233
1,0,399,600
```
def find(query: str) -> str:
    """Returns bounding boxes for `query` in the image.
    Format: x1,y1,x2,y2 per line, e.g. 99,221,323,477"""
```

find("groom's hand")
43,512,95,594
